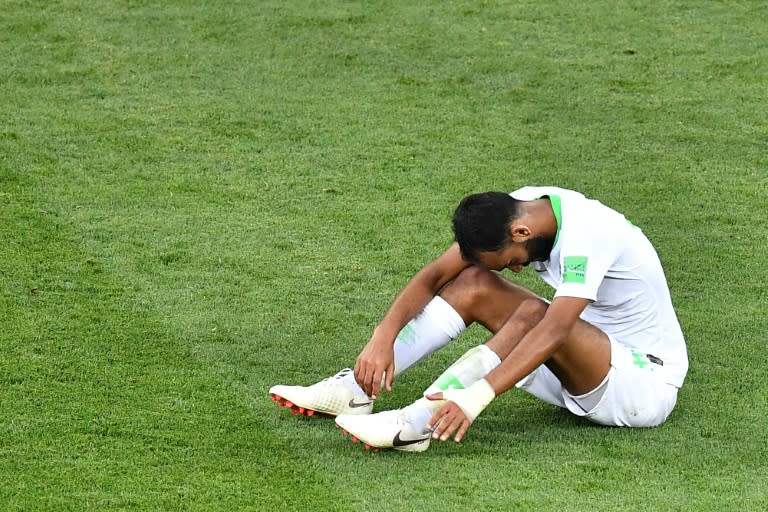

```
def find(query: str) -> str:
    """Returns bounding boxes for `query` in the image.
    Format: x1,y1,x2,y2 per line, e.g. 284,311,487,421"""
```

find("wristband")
440,378,496,422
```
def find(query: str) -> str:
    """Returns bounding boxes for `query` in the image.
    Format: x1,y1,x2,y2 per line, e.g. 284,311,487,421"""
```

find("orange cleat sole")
270,393,333,418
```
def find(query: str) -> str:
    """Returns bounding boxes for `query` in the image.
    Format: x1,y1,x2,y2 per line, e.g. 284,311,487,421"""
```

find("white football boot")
269,369,373,417
335,409,431,452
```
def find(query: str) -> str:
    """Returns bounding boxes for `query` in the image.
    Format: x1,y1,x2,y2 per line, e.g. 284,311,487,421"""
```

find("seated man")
269,186,688,452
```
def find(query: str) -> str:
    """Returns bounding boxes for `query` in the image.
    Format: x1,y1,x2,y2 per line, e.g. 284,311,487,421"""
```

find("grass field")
1,1,766,510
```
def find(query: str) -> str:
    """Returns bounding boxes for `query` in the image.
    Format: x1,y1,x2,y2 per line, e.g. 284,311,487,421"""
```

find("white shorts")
516,336,679,427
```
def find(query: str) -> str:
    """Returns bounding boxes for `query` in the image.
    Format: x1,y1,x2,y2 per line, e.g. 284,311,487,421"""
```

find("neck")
523,198,558,239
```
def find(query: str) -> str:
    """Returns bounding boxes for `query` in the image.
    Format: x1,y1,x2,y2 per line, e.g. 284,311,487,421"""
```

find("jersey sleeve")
554,224,625,301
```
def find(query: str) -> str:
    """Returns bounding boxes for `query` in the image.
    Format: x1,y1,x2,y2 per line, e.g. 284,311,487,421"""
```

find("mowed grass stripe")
0,185,353,510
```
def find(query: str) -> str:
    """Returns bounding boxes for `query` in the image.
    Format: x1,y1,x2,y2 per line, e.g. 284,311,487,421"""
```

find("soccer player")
269,186,688,452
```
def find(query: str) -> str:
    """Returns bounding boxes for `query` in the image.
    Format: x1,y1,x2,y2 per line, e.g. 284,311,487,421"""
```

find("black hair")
452,191,522,264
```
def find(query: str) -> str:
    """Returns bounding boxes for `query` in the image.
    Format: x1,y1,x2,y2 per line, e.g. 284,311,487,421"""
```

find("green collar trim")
541,194,562,247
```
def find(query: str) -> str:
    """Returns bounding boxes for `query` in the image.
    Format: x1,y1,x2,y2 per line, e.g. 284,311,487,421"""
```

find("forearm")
355,245,468,397
373,276,441,342
373,243,468,344
485,322,566,395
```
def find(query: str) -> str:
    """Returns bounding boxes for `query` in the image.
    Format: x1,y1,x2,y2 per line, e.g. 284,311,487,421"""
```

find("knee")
452,265,499,290
442,266,499,301
515,298,549,322
438,266,496,313
500,298,549,337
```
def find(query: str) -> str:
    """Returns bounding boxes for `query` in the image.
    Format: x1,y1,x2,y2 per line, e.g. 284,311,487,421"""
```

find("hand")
425,395,472,442
353,333,395,399
425,379,496,443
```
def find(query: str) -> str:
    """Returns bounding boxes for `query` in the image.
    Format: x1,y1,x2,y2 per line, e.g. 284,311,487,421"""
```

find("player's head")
452,192,522,264
452,191,555,271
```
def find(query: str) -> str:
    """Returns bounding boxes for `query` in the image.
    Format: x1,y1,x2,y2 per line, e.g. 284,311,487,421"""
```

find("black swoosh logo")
392,431,429,447
348,399,372,408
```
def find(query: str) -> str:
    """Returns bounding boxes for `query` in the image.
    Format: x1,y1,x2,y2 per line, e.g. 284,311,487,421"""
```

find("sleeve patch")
562,256,588,284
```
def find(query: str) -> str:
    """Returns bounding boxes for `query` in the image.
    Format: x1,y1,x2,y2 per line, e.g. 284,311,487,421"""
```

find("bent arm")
374,243,470,343
355,243,470,397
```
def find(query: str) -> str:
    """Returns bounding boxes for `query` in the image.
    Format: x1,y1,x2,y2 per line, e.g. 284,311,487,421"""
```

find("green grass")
1,0,766,510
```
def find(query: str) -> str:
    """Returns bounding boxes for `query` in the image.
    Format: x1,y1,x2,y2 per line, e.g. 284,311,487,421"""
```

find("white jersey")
510,186,688,388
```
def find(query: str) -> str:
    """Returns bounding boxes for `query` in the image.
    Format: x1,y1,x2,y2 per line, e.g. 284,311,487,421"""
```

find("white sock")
392,296,466,375
338,296,465,401
404,344,501,433
424,344,501,394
